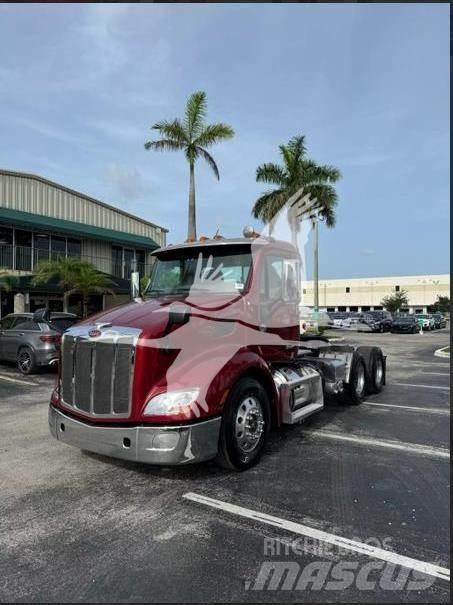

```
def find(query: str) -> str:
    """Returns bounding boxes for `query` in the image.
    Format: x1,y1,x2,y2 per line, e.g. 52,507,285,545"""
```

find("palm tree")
0,269,17,293
253,136,341,313
32,258,114,318
32,257,87,313
144,90,234,241
67,264,115,318
252,135,341,226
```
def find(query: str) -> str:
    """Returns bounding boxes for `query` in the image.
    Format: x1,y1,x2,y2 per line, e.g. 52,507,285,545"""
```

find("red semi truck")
49,233,386,470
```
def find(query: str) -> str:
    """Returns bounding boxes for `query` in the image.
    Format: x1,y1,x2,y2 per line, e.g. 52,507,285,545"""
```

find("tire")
216,377,271,471
367,349,385,394
343,352,367,405
17,346,38,375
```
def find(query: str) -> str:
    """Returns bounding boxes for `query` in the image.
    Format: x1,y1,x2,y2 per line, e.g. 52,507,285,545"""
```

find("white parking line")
306,430,450,459
421,372,450,376
183,492,450,582
363,401,450,415
393,383,450,391
0,374,36,386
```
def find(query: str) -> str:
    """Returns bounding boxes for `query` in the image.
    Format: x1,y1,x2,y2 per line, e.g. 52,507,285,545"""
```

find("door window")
0,316,17,330
13,318,40,331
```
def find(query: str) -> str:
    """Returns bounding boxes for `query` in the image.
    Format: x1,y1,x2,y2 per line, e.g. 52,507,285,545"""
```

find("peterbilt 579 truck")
49,232,386,470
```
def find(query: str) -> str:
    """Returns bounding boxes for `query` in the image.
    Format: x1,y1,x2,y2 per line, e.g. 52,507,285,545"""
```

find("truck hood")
80,293,245,337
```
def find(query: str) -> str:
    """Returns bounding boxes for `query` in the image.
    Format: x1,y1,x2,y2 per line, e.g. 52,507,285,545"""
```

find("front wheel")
216,378,270,471
17,347,38,375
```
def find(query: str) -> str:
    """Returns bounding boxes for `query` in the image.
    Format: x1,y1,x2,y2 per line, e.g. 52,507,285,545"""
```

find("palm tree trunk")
62,292,69,313
187,161,197,241
82,294,88,319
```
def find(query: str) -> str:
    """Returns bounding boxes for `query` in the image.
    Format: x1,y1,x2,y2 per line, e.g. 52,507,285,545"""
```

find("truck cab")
49,235,386,470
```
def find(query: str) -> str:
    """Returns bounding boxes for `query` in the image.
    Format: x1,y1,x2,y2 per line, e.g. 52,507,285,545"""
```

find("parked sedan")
432,313,447,329
391,315,420,334
415,314,436,331
0,310,78,374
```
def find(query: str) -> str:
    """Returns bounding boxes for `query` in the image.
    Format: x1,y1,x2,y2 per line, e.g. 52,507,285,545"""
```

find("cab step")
283,401,324,424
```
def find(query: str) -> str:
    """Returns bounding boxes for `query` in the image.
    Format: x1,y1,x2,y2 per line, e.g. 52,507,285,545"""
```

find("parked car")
361,310,393,332
391,315,420,334
299,308,333,333
328,312,348,327
432,313,447,329
415,314,436,331
0,310,78,374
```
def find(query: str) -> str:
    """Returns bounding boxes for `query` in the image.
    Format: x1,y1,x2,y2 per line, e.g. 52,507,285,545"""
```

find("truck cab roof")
152,237,298,256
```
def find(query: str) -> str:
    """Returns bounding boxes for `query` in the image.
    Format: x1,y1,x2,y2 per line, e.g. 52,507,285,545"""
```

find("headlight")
143,388,200,417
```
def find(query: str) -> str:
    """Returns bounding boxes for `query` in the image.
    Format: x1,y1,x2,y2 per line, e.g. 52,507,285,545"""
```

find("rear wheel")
17,347,38,375
367,350,385,394
343,353,366,405
216,378,270,471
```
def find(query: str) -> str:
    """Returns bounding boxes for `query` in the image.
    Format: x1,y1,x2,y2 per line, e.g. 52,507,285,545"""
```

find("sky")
0,3,449,279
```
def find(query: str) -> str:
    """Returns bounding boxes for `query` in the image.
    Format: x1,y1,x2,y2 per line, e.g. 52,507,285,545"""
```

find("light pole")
310,213,324,314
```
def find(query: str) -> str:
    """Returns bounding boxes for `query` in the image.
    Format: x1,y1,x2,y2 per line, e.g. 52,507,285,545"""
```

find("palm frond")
252,189,287,222
144,139,186,152
197,147,220,179
301,160,341,183
194,123,235,148
184,90,207,138
150,119,188,143
256,163,287,186
305,183,338,228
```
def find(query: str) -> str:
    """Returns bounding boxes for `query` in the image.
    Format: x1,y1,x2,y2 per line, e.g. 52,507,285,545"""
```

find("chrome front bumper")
48,406,221,465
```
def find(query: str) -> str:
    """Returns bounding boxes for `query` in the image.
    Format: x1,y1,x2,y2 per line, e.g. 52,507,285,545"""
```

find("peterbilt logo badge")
88,328,102,338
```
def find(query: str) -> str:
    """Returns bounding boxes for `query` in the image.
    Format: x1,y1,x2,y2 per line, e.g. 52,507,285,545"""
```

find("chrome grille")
61,329,137,417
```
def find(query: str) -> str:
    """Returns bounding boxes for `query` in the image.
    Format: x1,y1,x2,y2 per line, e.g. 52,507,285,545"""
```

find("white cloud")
105,163,149,203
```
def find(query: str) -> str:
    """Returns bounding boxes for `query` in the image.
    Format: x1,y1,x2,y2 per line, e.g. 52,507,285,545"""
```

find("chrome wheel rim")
355,364,365,396
234,396,265,454
375,358,383,385
18,351,31,373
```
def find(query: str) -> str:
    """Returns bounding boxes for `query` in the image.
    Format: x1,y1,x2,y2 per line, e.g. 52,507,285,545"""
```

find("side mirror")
33,307,51,323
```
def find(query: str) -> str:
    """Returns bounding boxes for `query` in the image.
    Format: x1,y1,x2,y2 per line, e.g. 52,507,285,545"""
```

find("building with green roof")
0,169,167,317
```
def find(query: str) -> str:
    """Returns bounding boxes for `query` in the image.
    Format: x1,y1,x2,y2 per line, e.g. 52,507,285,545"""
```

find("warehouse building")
0,169,167,317
302,274,450,314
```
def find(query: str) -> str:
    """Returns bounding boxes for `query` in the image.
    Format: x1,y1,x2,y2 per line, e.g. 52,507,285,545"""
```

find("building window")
346,287,350,293
112,247,147,278
15,230,32,271
112,246,123,278
0,226,13,269
338,306,346,312
33,233,50,267
50,235,66,261
327,307,335,312
395,285,400,292
67,239,81,257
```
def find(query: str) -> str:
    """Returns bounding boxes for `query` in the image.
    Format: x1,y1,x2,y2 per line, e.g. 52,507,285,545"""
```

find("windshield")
145,247,253,296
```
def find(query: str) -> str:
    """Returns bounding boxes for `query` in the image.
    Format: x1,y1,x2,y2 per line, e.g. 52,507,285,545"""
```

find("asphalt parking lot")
0,329,450,603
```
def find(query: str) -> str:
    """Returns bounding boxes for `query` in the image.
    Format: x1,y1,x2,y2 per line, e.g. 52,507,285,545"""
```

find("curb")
434,347,450,359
